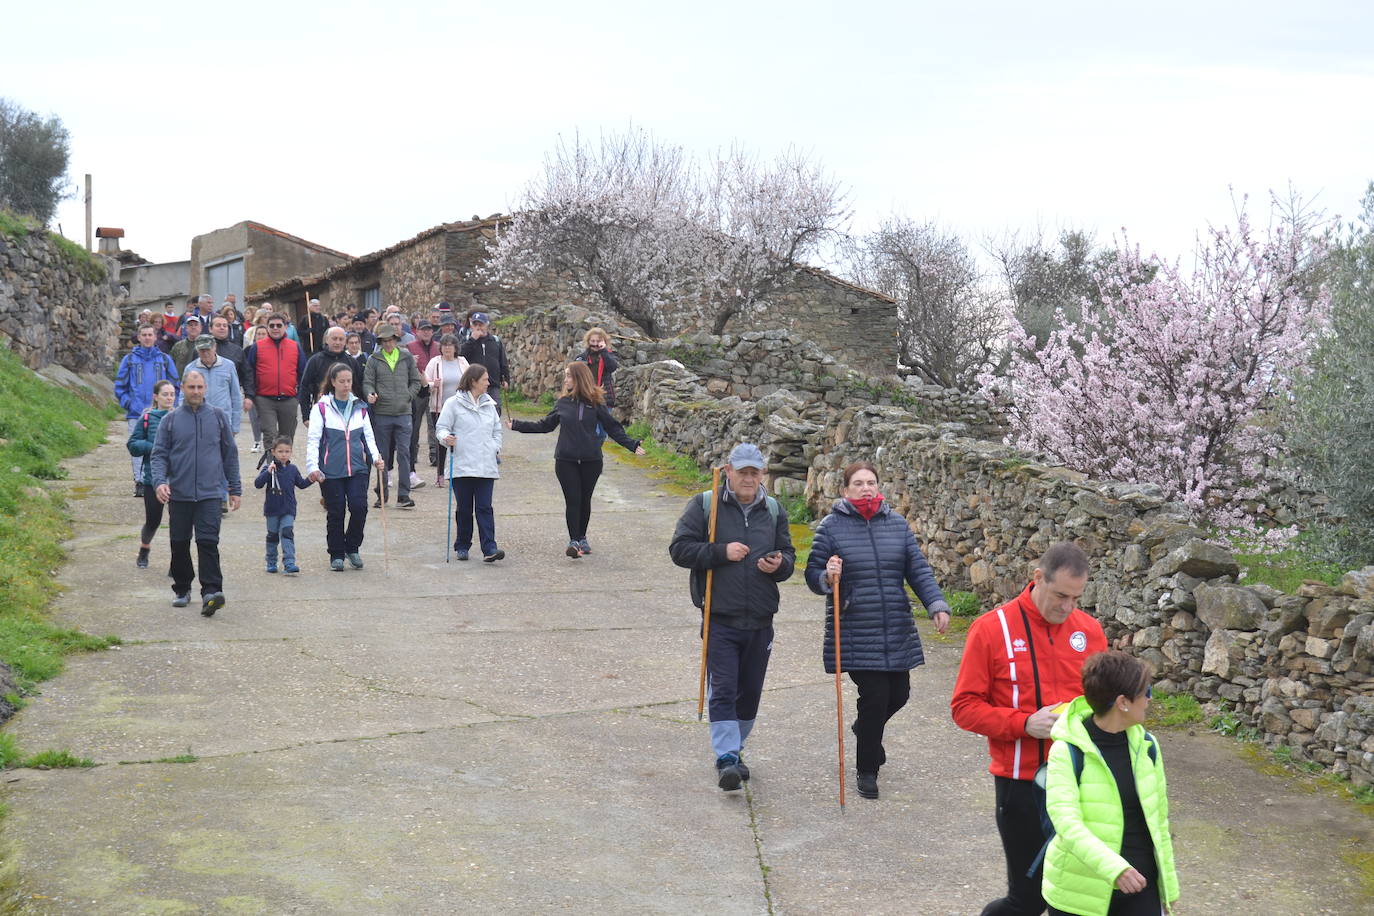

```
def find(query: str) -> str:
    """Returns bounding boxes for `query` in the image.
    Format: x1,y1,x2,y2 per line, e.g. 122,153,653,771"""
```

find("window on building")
362,287,382,313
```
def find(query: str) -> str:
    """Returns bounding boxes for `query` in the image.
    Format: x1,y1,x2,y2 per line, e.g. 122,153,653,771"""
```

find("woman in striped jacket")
305,362,384,572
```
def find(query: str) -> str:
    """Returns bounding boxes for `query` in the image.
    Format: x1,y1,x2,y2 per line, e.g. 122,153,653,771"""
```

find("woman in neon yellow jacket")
1043,651,1180,916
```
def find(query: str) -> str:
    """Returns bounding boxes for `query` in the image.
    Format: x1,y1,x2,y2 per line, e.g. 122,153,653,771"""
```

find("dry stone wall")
0,230,121,373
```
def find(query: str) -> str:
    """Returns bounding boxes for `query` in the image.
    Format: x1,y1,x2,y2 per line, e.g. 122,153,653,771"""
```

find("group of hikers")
114,294,1178,915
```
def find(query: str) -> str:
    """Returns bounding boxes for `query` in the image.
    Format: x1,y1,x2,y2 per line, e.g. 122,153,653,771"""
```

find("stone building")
189,221,351,309
252,215,900,373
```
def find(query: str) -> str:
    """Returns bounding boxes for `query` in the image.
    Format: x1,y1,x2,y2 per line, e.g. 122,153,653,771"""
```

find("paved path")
3,419,1371,914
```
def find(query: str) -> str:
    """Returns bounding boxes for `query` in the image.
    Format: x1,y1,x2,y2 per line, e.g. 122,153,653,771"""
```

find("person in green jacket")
1043,651,1180,916
126,380,178,569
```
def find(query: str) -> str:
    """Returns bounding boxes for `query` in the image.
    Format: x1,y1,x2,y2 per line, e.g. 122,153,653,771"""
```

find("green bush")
945,590,983,618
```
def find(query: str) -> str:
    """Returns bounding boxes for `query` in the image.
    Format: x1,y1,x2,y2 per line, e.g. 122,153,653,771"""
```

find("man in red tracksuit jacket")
951,542,1108,916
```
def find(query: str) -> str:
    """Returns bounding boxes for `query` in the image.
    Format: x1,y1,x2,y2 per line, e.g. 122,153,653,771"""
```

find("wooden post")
84,174,92,252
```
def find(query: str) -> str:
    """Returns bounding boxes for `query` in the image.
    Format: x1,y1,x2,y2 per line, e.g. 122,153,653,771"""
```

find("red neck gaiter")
849,494,885,520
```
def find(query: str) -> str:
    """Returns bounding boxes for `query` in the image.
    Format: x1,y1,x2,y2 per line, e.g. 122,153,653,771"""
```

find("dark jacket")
461,334,510,387
126,407,169,486
575,348,619,406
296,312,327,357
149,402,242,501
254,460,313,516
805,499,950,673
299,350,361,418
669,483,795,630
210,335,245,381
510,397,639,461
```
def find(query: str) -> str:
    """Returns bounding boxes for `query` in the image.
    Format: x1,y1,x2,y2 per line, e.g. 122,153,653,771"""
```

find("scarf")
849,494,885,520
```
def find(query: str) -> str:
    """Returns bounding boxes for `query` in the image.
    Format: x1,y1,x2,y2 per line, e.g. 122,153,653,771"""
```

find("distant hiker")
362,323,422,508
459,312,510,413
254,436,312,575
300,327,361,422
384,311,415,346
345,331,369,365
951,542,1108,916
126,379,177,568
115,323,178,497
218,305,245,347
406,320,441,484
435,364,504,562
169,315,203,376
243,313,305,446
507,362,645,558
574,326,620,408
296,298,327,357
669,443,794,790
350,312,377,356
1041,651,1180,916
423,332,469,486
208,315,245,371
306,362,385,571
804,460,951,800
150,370,242,617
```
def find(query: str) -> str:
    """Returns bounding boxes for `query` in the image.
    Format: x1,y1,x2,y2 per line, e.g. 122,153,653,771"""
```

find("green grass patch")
0,345,121,690
0,209,107,284
776,492,814,524
1234,533,1345,592
622,423,712,492
154,753,198,764
0,735,21,769
492,314,525,329
19,749,94,769
503,387,555,416
946,590,983,618
1148,692,1204,728
0,210,38,239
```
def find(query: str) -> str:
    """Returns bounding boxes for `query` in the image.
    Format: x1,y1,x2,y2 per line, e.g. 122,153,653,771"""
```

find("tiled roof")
243,221,353,261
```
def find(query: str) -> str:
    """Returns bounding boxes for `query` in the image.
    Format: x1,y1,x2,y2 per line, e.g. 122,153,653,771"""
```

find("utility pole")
84,174,92,252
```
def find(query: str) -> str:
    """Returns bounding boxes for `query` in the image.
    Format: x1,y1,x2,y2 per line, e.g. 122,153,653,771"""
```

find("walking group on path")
115,297,1179,915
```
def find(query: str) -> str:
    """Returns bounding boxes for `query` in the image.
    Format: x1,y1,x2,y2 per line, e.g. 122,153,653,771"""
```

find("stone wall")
382,233,447,313
607,355,1374,785
0,229,121,373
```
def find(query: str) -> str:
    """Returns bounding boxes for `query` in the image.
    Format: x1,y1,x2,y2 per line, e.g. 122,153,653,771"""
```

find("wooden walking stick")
696,466,722,722
832,568,846,808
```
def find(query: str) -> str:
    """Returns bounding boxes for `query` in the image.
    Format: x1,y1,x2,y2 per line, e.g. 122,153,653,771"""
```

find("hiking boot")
716,753,744,791
284,563,300,575
172,592,191,608
565,541,583,559
134,483,145,498
483,549,505,563
737,755,751,782
266,562,278,574
347,552,364,569
578,538,591,555
372,498,383,509
331,557,345,572
201,592,225,617
856,771,879,799
396,497,416,509
136,547,150,569
454,548,469,561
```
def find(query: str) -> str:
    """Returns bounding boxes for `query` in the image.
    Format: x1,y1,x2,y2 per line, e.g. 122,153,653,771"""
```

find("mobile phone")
765,551,781,560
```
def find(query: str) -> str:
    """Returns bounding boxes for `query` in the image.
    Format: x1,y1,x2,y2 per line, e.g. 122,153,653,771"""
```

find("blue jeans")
320,472,369,558
451,476,497,555
265,514,296,566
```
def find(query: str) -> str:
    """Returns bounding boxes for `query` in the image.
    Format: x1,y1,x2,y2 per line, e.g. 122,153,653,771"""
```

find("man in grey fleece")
150,371,241,616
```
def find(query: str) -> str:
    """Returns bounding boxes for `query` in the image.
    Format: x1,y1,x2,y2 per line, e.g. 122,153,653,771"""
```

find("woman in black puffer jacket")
805,460,951,800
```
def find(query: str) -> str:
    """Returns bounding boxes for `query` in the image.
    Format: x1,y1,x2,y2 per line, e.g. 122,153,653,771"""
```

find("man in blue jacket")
669,443,794,790
150,371,241,617
114,324,178,497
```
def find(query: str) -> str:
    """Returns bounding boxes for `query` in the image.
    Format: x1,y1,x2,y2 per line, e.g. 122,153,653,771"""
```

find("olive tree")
0,98,71,226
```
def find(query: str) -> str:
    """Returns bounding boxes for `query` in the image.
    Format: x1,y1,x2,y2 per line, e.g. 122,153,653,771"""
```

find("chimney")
95,226,124,255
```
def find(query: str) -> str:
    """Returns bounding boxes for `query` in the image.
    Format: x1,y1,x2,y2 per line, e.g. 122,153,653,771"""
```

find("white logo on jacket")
1012,638,1027,653
1069,630,1088,652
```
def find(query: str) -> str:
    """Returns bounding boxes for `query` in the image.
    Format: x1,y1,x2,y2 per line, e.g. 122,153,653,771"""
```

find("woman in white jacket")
435,364,504,562
423,333,469,487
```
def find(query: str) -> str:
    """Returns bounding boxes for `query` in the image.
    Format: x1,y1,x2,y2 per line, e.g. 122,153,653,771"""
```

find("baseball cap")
417,321,433,331
469,312,490,325
728,443,766,470
194,336,216,351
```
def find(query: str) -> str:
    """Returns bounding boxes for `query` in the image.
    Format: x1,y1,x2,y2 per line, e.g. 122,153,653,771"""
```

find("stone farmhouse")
250,216,901,375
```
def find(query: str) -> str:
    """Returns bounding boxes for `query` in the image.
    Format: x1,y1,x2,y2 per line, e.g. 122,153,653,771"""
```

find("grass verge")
1234,533,1345,592
0,345,121,695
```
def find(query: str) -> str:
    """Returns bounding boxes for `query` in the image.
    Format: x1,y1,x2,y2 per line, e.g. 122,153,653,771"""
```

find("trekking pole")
832,569,846,808
376,463,391,575
445,449,454,563
696,466,721,722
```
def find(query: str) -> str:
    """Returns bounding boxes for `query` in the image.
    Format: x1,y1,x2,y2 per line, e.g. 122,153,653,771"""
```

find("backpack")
1027,733,1159,877
698,489,780,529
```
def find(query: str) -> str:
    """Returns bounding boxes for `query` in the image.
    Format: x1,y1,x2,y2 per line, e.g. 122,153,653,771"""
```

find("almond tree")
985,201,1330,529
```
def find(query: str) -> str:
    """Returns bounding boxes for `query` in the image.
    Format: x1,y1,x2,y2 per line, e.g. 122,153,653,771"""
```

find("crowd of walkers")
118,295,1180,915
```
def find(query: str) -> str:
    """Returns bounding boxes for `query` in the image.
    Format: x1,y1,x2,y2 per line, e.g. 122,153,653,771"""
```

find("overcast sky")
6,0,1372,267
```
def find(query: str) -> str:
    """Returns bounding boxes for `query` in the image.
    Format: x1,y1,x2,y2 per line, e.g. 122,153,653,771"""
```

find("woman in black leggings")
507,361,645,557
126,379,178,568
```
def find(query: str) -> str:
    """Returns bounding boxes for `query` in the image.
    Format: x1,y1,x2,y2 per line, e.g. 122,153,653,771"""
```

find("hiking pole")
445,449,454,563
832,569,846,809
696,466,721,722
376,462,391,575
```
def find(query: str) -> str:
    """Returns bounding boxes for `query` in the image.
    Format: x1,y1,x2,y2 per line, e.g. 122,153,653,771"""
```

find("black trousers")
554,458,602,540
167,498,223,596
848,669,911,775
140,487,165,545
320,472,369,558
982,776,1049,916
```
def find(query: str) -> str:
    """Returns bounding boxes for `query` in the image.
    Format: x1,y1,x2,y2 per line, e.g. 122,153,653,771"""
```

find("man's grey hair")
198,294,214,304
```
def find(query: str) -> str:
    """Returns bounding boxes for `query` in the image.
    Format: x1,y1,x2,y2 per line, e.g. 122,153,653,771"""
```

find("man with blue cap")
670,443,794,790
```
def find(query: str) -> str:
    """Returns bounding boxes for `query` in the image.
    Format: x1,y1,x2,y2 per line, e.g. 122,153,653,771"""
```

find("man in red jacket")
243,314,305,446
951,542,1107,916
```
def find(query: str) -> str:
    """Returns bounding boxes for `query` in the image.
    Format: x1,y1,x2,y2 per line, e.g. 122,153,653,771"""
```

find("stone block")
1305,636,1336,659
1146,537,1238,581
1194,584,1264,632
1308,597,1356,639
1290,707,1323,731
1339,566,1374,598
1260,697,1292,735
1203,628,1241,678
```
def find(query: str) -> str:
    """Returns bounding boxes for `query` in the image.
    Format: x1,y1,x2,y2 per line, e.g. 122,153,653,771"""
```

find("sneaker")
221,501,229,516
454,548,469,561
372,498,383,509
331,558,345,572
410,474,425,490
565,541,583,559
250,441,263,453
578,538,591,555
134,483,145,498
136,547,150,569
716,753,744,791
856,771,879,799
347,552,364,569
396,497,416,509
172,592,191,608
266,563,278,574
482,549,505,563
201,592,225,617
284,563,300,575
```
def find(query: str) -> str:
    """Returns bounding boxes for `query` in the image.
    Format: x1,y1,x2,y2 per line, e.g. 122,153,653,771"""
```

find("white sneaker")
409,472,425,490
250,442,262,453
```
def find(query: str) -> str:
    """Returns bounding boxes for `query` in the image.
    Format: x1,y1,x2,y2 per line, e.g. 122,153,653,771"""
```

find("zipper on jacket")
864,517,892,668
